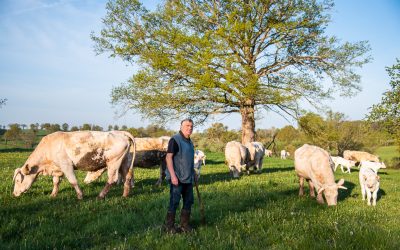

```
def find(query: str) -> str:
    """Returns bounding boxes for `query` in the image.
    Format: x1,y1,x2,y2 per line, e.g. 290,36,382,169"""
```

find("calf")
280,150,290,159
194,149,206,179
264,149,273,157
359,166,380,206
359,161,386,173
331,156,356,173
245,142,265,174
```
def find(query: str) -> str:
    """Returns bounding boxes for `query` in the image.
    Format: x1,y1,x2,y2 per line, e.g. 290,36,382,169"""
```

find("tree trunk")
240,99,256,144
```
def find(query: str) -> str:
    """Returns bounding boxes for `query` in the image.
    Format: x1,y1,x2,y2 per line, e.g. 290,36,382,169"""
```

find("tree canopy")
92,0,371,143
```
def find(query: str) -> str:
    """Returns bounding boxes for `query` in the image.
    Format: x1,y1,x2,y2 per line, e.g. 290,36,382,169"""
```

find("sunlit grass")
1,150,399,249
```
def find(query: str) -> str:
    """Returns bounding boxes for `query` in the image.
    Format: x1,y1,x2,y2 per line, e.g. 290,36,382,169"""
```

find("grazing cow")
294,144,347,206
264,149,273,157
280,150,290,159
359,161,386,173
331,156,356,173
84,136,170,186
194,149,206,179
343,150,379,164
13,131,136,199
359,166,380,206
245,142,265,174
225,141,249,178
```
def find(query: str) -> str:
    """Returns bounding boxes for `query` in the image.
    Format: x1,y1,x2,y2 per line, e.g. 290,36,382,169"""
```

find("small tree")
113,125,120,131
367,58,400,152
4,124,21,145
92,125,104,131
81,124,92,131
62,123,69,131
70,126,79,132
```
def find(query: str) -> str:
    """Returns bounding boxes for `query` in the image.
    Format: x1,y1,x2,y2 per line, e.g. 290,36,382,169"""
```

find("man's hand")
171,175,179,186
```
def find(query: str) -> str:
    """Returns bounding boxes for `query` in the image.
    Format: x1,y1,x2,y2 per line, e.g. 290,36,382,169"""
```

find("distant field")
1,150,399,249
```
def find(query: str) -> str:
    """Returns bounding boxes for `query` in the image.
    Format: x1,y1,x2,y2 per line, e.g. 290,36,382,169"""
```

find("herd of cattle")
12,131,385,207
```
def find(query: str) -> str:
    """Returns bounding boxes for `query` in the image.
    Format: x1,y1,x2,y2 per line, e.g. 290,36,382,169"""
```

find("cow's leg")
372,189,378,206
50,176,61,197
63,170,83,200
298,176,305,196
258,157,263,173
308,180,316,198
122,167,133,197
98,157,123,198
367,190,372,206
360,183,366,200
155,161,166,186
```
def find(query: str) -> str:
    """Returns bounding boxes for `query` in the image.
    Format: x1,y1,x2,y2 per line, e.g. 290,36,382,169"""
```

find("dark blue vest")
167,133,194,183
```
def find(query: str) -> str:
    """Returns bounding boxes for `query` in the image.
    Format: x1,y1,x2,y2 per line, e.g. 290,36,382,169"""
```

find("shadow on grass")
338,180,356,202
0,148,34,153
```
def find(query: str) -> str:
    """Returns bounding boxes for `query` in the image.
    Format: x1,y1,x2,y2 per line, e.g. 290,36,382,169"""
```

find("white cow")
245,142,265,174
294,144,347,206
194,149,206,179
359,166,380,206
359,161,386,173
13,131,136,199
225,141,249,178
264,149,273,157
280,150,290,159
331,156,356,173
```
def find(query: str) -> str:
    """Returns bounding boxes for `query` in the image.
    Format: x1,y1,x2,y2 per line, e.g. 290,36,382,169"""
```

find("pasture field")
1,149,400,249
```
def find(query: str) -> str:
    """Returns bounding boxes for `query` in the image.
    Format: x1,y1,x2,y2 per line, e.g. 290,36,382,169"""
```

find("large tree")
93,0,370,143
367,58,400,151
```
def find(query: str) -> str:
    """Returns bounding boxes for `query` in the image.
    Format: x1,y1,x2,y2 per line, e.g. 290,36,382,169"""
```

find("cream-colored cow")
225,141,249,178
295,144,347,206
13,131,136,199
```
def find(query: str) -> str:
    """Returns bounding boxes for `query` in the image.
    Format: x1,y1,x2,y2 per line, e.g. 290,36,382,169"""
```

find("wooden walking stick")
194,176,206,225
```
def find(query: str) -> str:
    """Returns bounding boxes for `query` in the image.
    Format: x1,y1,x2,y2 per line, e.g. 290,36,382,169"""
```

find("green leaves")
93,0,370,128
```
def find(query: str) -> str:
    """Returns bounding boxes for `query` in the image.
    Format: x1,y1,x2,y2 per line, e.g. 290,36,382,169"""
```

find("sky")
0,0,399,132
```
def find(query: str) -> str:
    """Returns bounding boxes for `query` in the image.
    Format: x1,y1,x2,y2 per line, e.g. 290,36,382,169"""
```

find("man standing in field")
164,118,195,233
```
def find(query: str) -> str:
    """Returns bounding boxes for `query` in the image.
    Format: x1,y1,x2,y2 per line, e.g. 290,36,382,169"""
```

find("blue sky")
0,0,399,131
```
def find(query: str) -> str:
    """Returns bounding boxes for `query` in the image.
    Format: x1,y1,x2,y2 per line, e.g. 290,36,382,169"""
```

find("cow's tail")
122,131,136,173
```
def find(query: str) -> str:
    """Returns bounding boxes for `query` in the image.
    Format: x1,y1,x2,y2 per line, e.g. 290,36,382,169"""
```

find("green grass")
375,146,400,168
1,150,400,249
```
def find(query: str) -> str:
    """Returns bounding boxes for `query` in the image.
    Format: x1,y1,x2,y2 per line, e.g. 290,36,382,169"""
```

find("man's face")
180,120,193,138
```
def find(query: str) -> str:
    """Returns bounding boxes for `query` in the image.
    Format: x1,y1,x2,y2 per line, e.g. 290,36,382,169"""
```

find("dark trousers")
168,182,194,213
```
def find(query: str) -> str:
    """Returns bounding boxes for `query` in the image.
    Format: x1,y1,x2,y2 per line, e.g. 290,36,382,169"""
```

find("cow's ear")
376,176,380,181
22,164,30,175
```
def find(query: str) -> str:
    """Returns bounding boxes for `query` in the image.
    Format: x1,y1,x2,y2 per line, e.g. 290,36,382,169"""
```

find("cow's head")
318,179,347,206
13,164,40,197
363,174,380,189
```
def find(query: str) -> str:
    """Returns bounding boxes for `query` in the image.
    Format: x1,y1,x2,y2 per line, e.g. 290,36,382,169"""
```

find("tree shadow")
0,148,33,153
263,166,294,174
204,159,225,165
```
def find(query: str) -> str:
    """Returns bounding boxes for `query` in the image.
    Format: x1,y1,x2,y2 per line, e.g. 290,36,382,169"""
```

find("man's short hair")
180,118,193,125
